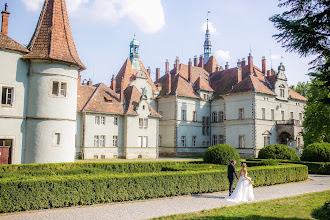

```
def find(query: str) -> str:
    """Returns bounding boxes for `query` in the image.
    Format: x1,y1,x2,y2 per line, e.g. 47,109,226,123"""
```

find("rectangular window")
281,110,285,120
264,136,267,147
212,135,217,145
239,136,245,149
202,117,210,135
181,136,186,147
193,111,197,122
192,136,196,147
280,88,285,97
113,135,118,147
139,118,143,128
206,141,210,147
101,155,105,159
94,135,99,147
100,135,105,147
95,116,100,125
212,112,217,122
144,118,148,128
267,136,271,145
54,133,61,146
159,135,162,146
239,108,244,120
52,81,67,97
218,111,224,122
271,109,274,121
94,155,98,159
181,110,186,121
299,113,302,120
138,136,143,147
114,117,118,125
100,116,106,125
297,137,301,148
262,108,265,120
143,136,148,147
290,112,293,120
219,135,224,144
1,87,13,106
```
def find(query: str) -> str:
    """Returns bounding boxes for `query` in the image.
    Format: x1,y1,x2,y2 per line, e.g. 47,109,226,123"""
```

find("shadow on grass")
311,201,329,220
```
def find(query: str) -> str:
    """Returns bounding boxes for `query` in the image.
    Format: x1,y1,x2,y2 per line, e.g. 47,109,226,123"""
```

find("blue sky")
3,0,312,86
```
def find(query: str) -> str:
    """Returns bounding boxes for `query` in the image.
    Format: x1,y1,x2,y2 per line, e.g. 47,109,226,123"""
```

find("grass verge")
154,191,330,220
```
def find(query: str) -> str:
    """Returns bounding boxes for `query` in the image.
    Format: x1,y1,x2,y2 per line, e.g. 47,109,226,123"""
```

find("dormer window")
280,88,285,97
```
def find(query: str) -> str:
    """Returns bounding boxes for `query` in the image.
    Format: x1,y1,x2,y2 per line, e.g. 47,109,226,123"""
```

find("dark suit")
227,163,238,195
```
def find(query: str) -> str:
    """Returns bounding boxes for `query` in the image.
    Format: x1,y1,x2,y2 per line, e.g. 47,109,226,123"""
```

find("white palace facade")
0,0,306,164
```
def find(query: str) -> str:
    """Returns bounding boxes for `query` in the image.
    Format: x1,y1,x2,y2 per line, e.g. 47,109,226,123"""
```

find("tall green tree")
303,79,330,146
270,0,330,103
290,81,311,97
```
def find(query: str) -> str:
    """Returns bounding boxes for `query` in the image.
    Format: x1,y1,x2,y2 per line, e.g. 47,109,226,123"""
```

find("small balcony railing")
276,119,303,126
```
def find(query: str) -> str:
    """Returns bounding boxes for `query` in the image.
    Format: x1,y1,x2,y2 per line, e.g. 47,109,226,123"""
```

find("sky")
2,0,313,86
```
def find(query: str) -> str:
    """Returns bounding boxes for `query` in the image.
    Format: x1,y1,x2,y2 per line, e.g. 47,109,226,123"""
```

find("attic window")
104,97,112,103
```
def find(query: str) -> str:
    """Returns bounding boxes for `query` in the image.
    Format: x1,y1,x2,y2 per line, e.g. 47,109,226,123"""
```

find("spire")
129,34,140,70
203,11,212,64
23,0,85,71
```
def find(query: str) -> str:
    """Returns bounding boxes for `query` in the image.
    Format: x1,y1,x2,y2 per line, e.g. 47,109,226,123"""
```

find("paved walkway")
1,175,329,220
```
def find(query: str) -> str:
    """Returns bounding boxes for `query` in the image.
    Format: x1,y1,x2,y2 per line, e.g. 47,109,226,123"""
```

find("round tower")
130,34,140,70
23,0,85,163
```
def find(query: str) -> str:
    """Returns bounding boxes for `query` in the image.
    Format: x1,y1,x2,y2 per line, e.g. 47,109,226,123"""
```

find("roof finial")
207,11,210,30
4,3,8,11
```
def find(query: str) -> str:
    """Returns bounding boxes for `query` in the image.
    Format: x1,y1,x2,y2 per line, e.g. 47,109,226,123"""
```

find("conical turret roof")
23,0,85,71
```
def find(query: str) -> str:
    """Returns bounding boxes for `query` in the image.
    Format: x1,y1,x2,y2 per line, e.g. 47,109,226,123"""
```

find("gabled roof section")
170,64,209,83
116,58,157,93
0,32,28,53
194,75,213,92
23,0,85,71
204,56,219,73
289,88,307,101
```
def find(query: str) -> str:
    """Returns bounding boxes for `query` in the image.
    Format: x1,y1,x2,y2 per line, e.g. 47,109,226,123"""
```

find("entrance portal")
279,132,291,145
0,139,12,164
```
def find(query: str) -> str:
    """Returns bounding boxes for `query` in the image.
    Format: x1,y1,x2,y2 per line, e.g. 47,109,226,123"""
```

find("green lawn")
154,191,330,220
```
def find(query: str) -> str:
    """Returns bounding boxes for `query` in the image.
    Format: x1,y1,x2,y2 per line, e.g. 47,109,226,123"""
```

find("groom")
227,159,238,196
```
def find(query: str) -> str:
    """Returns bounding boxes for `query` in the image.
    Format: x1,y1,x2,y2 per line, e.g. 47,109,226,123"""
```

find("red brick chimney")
225,62,229,70
87,79,92,86
241,58,246,66
165,59,169,74
147,66,151,76
188,58,192,82
215,65,220,72
156,68,160,81
194,55,198,66
198,55,204,68
262,56,266,74
248,53,253,74
78,74,81,86
167,73,171,94
1,3,10,36
120,78,124,103
267,70,271,76
237,65,242,84
175,57,180,74
110,75,116,90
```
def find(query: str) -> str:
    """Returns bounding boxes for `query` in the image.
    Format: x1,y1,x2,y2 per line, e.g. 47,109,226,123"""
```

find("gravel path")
1,175,329,220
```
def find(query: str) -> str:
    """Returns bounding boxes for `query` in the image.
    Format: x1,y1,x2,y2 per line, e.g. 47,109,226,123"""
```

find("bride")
225,163,254,203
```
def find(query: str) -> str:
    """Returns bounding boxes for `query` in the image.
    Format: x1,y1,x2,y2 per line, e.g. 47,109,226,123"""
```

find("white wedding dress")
225,174,254,203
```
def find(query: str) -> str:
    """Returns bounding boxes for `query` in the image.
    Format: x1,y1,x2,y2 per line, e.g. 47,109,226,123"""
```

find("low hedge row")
0,161,194,173
246,158,330,175
0,164,308,213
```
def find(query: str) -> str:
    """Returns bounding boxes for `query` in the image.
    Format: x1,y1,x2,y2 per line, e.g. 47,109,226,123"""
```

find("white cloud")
21,0,165,34
271,54,281,61
201,21,216,34
215,50,231,61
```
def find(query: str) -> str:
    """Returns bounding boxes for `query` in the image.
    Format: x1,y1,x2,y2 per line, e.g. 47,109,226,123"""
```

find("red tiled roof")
194,75,213,92
23,0,85,71
0,32,28,53
289,88,307,101
170,64,209,83
204,56,219,74
116,58,157,93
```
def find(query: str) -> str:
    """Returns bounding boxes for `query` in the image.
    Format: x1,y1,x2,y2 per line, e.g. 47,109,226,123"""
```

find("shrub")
0,164,307,213
203,144,241,165
258,159,279,166
258,144,300,161
301,143,330,162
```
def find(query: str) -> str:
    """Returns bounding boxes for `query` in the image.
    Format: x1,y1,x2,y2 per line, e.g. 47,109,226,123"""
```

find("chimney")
237,64,242,84
241,58,246,66
225,62,229,70
147,66,151,76
120,78,124,103
156,68,160,81
78,74,82,86
167,73,171,94
215,65,220,72
248,53,253,74
82,79,87,85
1,3,10,35
194,55,198,66
188,58,192,82
267,70,271,76
87,78,92,86
198,55,204,68
262,56,266,74
110,75,116,90
165,59,169,74
175,56,180,74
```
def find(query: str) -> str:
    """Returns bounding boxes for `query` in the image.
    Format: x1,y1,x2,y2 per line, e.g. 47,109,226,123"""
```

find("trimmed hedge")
0,164,307,213
301,143,330,162
204,144,241,165
258,144,300,161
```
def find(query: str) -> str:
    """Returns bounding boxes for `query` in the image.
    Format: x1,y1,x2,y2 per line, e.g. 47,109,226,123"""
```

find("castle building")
0,1,307,164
